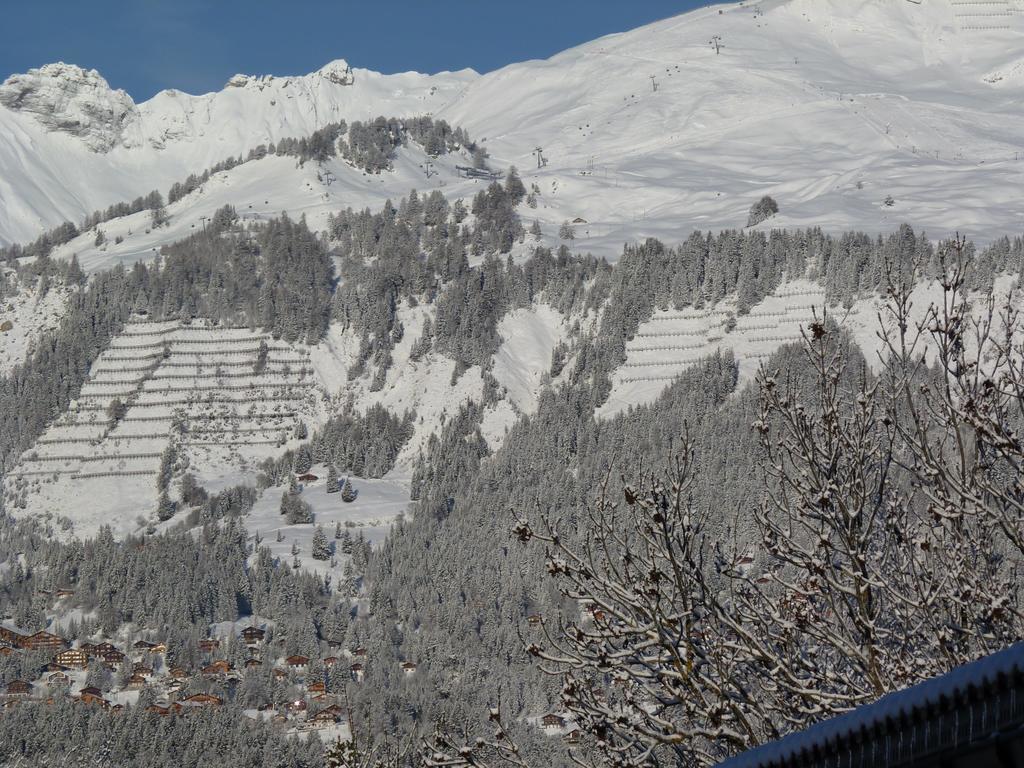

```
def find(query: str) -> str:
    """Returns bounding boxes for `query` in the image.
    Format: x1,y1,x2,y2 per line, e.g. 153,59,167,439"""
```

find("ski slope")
2,0,1023,258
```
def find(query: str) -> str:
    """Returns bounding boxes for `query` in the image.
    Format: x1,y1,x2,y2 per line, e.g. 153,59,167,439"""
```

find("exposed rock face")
225,59,353,90
318,60,354,86
0,62,140,152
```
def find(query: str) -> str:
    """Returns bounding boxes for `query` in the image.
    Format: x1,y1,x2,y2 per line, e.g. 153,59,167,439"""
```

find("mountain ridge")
2,0,1022,251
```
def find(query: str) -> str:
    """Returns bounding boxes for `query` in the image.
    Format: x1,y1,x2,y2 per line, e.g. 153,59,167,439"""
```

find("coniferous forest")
1,11,1024,765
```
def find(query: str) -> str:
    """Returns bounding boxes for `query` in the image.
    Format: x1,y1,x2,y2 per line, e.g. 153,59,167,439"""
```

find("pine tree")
312,526,331,561
293,445,312,475
66,254,86,286
326,465,340,494
341,478,357,503
747,195,779,226
157,492,175,522
334,521,343,540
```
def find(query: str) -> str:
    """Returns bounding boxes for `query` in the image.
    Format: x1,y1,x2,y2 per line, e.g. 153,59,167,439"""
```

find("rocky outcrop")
0,63,140,152
318,60,354,86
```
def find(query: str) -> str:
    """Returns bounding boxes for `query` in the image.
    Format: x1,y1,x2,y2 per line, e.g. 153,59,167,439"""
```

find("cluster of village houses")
0,622,383,730
0,608,590,740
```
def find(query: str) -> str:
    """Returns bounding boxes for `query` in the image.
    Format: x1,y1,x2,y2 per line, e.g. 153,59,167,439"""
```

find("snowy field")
245,465,410,581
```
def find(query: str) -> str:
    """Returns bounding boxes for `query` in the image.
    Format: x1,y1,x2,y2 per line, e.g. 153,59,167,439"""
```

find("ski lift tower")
533,146,545,169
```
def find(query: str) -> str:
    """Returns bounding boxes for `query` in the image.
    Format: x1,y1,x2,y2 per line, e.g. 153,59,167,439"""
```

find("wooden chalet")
125,674,147,690
202,659,232,677
0,646,17,658
297,473,319,483
308,680,326,694
244,657,263,669
78,688,108,707
146,704,171,716
100,649,125,666
309,704,346,726
48,672,71,686
111,703,125,714
272,668,288,680
563,729,581,744
323,656,338,667
168,666,188,680
132,664,154,678
22,630,67,651
350,646,368,659
198,638,221,653
541,713,566,730
55,649,88,669
174,693,223,711
42,662,68,673
0,627,24,648
241,626,266,645
526,614,542,627
93,642,124,665
54,588,75,599
285,654,309,669
350,663,365,682
133,640,158,652
400,661,417,676
5,680,32,696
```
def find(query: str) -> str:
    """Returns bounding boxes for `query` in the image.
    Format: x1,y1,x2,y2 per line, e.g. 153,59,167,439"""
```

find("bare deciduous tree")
430,245,1024,767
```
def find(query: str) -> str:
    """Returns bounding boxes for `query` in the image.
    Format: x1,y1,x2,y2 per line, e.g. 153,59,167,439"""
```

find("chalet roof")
311,704,345,721
182,693,223,704
716,642,1024,768
80,686,102,697
285,655,309,665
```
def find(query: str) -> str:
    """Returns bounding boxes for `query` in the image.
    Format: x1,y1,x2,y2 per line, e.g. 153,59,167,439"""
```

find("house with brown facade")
78,688,108,707
21,631,67,652
309,704,346,726
240,626,266,646
54,649,88,669
6,680,32,696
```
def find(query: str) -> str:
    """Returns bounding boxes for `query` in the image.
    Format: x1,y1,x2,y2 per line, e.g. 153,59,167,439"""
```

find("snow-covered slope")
3,0,1022,254
0,271,70,375
5,318,319,536
441,0,1024,251
0,61,475,246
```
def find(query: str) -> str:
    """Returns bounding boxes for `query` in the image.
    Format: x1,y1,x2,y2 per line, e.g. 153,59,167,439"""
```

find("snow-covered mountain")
0,59,475,247
2,0,1023,256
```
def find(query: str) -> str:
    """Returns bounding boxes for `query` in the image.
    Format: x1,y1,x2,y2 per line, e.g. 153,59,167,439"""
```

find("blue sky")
1,1,723,101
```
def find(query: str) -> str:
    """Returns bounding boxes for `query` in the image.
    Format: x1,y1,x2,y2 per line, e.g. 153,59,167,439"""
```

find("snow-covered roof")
717,641,1024,768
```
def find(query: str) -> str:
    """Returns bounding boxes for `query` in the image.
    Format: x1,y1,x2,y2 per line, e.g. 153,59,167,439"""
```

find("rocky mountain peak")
0,62,139,152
